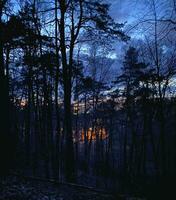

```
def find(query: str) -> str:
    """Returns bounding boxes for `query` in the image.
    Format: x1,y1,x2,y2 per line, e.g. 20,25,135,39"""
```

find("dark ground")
0,175,119,200
1,175,176,200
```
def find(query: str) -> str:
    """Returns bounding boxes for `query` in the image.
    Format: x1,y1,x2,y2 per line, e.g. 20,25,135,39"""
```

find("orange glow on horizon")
80,127,108,142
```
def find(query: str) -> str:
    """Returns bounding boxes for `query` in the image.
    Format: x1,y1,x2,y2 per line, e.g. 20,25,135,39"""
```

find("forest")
0,0,176,199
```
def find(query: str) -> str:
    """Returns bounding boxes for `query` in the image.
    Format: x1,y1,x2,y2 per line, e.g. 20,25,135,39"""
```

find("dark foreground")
0,176,118,200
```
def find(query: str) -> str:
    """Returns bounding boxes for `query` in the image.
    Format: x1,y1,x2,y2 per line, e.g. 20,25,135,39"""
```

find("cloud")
108,0,150,24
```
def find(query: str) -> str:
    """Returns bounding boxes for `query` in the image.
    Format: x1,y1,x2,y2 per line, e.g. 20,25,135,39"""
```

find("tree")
0,0,21,176
0,0,9,175
58,0,127,181
114,46,151,189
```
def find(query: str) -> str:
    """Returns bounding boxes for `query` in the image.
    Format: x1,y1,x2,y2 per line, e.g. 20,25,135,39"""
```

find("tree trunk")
59,0,75,181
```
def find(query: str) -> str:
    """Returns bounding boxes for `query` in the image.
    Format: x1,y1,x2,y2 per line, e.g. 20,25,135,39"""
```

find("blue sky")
109,0,147,24
107,0,176,79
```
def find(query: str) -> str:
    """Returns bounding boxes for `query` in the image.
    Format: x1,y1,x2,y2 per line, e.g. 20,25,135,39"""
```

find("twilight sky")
109,0,148,24
108,0,174,32
106,0,175,76
107,0,174,53
105,0,146,71
10,0,175,78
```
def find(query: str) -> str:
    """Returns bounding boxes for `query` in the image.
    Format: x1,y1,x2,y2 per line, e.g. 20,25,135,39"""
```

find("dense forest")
0,0,176,199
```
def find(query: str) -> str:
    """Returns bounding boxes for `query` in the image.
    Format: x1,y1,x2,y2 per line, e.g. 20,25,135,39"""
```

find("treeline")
0,0,126,181
0,0,176,197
